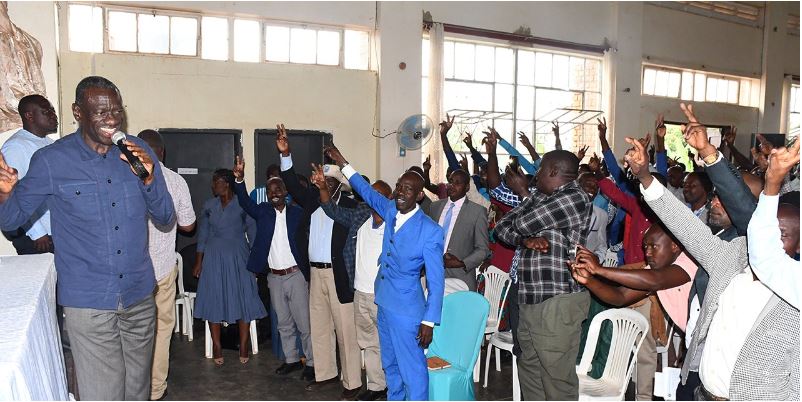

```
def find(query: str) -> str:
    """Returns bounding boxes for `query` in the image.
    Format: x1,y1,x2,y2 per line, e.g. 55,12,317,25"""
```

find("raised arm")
325,145,394,221
654,114,668,176
439,114,460,172
276,123,318,210
483,127,503,190
598,177,640,215
310,163,368,228
498,135,536,174
232,156,260,219
552,121,563,151
421,155,442,195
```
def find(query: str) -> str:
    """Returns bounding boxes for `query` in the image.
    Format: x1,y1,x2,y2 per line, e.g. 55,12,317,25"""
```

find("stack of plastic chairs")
427,291,489,401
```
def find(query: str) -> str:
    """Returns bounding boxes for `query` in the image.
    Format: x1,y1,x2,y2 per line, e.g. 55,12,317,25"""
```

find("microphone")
111,131,150,180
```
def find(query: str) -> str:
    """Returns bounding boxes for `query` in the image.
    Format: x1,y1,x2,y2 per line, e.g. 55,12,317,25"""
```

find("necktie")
441,202,455,242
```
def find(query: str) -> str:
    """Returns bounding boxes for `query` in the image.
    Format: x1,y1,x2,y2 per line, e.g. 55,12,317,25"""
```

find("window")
649,1,762,27
234,19,260,62
423,38,603,158
66,3,371,70
106,10,197,56
68,4,103,53
790,84,800,138
642,65,759,107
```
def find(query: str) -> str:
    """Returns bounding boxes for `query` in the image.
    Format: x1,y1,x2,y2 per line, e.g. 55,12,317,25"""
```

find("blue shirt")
1,128,54,240
0,131,175,309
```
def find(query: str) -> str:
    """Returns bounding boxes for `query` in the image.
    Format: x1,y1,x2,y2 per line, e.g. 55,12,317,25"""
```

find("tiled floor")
163,319,515,401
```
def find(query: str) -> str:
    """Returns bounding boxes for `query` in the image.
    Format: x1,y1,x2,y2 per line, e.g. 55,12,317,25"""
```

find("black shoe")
275,361,303,375
305,376,339,391
301,366,315,381
357,389,387,401
341,387,361,401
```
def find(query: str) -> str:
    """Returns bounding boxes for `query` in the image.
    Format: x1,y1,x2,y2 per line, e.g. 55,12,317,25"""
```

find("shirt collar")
72,129,117,161
446,195,466,209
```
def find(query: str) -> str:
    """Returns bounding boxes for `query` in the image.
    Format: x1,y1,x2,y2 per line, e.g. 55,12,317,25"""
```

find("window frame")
102,5,201,58
641,63,759,107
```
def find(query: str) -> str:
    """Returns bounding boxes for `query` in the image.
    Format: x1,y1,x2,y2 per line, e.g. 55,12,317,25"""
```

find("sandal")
214,357,224,367
239,344,249,364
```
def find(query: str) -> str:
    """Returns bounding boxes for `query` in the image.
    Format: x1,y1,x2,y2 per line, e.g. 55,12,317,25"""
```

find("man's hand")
597,117,607,138
119,140,155,185
0,152,19,197
588,153,601,173
723,126,737,147
417,324,433,348
623,134,653,186
459,154,469,172
481,127,499,154
192,262,202,278
577,145,589,161
764,138,800,195
655,114,666,138
323,144,348,168
571,264,592,285
233,155,245,181
756,134,774,156
423,155,432,171
33,234,53,253
503,165,529,197
478,260,491,273
523,236,549,253
679,103,716,158
751,148,768,172
439,114,455,137
276,123,290,156
551,121,560,137
462,132,474,151
443,253,465,268
518,131,532,149
309,163,326,189
575,245,601,274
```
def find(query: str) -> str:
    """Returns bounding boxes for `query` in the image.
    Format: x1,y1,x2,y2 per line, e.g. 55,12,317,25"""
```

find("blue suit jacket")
233,181,310,280
347,172,445,324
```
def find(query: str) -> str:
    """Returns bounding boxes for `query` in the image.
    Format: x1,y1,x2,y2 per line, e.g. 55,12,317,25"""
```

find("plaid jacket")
320,200,373,291
494,181,592,305
645,182,799,400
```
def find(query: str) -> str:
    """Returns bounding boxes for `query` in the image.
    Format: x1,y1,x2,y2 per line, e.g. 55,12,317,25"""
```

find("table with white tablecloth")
0,254,68,400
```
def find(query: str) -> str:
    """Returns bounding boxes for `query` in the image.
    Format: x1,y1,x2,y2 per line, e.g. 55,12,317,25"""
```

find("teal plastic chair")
427,291,490,401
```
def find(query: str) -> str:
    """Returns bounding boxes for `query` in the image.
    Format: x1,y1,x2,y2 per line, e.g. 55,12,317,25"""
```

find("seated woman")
193,169,267,365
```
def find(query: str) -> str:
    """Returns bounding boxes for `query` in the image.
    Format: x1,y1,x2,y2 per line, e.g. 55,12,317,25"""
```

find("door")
254,129,332,186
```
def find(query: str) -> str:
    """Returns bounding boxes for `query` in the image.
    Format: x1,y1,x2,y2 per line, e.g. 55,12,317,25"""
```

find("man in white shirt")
1,94,57,254
315,164,392,401
138,130,196,401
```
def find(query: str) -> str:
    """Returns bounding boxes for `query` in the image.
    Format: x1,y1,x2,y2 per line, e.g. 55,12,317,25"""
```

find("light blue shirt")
1,129,53,240
280,154,333,263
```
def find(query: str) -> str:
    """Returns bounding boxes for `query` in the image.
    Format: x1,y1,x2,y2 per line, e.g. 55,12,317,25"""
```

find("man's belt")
269,266,300,276
699,385,728,401
310,262,333,269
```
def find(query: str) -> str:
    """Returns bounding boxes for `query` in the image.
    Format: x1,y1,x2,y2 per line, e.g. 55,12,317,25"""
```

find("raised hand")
551,121,560,137
764,138,799,195
422,155,432,171
504,165,529,197
756,134,774,156
233,155,245,181
0,152,18,197
323,144,348,167
309,163,326,189
276,123,290,156
655,114,666,138
481,126,499,154
588,153,601,173
623,134,652,183
459,154,469,172
679,103,713,155
439,114,455,136
724,126,737,146
462,132,474,150
517,131,532,148
577,145,589,161
596,117,607,137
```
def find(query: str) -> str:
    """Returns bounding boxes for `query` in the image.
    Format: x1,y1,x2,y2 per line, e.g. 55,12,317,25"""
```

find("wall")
57,53,378,187
0,2,60,256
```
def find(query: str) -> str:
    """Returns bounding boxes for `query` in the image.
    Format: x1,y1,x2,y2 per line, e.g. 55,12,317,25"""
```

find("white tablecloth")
0,254,68,400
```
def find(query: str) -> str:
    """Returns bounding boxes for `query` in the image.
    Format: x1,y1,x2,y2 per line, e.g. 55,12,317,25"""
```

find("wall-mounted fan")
395,114,434,150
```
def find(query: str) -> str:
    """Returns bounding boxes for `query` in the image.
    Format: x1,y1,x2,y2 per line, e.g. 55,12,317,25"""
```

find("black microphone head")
111,131,127,144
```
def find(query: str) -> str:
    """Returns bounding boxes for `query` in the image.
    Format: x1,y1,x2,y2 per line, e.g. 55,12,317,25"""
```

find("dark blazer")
233,181,310,281
281,163,357,304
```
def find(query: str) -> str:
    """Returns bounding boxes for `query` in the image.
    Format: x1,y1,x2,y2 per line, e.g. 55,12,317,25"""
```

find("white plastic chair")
482,331,520,401
444,278,469,295
173,252,193,341
475,266,510,383
576,308,649,401
204,320,259,358
654,322,681,400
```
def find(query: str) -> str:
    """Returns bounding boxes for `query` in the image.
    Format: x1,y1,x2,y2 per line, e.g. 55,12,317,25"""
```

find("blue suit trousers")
378,307,428,401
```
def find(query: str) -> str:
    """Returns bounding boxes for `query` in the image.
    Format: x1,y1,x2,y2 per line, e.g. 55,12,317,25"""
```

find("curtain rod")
429,22,609,55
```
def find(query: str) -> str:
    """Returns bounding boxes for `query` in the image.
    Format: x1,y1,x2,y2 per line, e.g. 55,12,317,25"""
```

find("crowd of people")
0,74,798,402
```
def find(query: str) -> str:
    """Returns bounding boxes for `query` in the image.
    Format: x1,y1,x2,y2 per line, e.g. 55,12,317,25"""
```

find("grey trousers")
64,295,156,401
517,291,590,401
632,298,657,401
354,290,386,391
268,269,314,366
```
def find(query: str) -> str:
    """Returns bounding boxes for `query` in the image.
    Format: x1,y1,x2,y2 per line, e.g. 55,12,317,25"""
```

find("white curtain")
424,23,445,185
601,48,616,152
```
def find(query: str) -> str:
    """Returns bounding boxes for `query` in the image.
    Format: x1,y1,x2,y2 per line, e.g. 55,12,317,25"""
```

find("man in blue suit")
325,145,445,401
231,156,315,381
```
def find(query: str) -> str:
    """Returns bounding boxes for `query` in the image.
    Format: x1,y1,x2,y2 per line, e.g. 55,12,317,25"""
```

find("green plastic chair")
427,291,490,401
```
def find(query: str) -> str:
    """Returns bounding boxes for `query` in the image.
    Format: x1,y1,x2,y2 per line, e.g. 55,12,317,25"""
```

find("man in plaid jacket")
494,150,593,400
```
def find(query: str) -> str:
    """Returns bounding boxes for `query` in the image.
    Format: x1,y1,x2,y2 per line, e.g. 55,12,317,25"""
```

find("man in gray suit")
426,169,489,291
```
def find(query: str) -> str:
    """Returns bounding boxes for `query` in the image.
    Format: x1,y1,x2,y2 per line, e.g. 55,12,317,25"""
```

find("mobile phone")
567,245,580,260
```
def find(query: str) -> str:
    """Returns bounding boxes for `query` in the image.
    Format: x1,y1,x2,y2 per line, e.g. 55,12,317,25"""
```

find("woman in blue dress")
192,169,266,365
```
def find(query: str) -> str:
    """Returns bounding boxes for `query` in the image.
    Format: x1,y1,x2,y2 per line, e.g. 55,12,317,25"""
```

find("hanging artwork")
0,1,46,132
